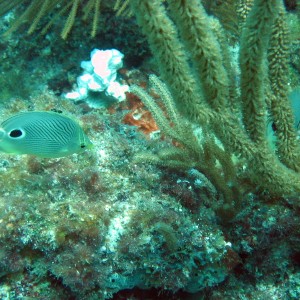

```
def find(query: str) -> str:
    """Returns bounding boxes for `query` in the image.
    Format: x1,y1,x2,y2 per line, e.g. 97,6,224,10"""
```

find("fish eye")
9,129,23,138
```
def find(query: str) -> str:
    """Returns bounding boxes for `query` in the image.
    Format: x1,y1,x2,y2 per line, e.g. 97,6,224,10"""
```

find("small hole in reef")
9,129,23,138
50,108,63,114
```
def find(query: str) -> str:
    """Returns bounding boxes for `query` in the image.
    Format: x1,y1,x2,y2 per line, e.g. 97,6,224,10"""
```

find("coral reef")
0,94,232,299
0,0,299,299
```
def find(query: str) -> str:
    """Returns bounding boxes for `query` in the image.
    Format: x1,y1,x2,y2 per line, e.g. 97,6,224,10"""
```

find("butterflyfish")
0,111,92,158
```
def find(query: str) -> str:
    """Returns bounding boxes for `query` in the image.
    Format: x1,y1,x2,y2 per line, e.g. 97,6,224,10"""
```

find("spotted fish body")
0,111,92,158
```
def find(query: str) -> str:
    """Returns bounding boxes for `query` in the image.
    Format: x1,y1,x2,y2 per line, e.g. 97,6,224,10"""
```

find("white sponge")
64,49,129,102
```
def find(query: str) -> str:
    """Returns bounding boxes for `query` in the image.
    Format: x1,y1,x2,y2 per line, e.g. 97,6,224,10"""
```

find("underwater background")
0,0,300,299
